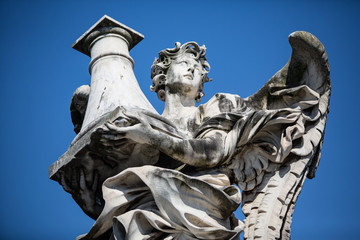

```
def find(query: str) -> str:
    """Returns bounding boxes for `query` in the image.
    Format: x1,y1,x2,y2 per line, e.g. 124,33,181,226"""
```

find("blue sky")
0,1,359,239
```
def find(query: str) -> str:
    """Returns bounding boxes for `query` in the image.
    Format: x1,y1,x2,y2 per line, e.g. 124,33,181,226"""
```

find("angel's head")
150,42,211,103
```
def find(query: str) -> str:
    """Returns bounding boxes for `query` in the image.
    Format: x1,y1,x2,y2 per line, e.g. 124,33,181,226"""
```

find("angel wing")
70,85,90,134
226,31,330,239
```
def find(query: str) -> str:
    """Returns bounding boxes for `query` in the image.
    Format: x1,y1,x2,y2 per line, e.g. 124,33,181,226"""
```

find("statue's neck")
162,91,196,120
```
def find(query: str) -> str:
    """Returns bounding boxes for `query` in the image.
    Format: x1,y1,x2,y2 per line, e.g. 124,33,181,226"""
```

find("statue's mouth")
183,74,193,80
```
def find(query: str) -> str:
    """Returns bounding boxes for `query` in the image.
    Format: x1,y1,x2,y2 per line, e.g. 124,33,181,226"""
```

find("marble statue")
49,15,331,240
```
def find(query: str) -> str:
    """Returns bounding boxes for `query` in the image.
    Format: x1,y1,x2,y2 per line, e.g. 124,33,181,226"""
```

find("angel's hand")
60,168,103,219
102,112,157,146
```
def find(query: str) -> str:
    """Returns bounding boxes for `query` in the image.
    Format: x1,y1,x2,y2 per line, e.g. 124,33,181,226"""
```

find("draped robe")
78,84,319,240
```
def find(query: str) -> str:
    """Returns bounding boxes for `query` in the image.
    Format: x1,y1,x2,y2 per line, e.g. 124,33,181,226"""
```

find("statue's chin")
166,81,198,97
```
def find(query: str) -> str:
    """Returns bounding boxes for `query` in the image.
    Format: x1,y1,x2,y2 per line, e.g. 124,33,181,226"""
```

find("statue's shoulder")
198,93,247,120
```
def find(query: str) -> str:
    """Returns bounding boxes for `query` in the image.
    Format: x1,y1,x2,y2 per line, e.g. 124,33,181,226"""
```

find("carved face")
166,53,203,98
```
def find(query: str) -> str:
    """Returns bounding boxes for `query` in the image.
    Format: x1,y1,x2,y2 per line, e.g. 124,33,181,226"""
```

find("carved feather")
230,31,330,239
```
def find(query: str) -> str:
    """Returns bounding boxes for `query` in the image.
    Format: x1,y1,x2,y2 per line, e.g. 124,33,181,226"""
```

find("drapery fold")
78,166,242,240
78,84,320,240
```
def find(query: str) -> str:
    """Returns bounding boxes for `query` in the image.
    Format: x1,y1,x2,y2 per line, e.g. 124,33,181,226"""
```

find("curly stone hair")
150,42,211,103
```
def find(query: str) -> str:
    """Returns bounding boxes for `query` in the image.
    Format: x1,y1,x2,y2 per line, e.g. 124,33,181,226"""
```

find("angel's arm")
147,129,227,168
102,119,227,168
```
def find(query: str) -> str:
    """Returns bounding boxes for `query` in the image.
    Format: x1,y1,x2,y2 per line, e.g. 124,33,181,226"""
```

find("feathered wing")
227,31,330,239
70,85,90,134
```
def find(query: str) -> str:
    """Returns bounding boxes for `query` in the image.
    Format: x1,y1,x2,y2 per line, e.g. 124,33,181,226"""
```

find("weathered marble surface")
50,15,330,240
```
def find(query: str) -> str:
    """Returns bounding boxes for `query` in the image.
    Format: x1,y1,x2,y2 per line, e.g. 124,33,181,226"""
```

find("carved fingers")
60,168,99,198
92,170,99,193
101,114,155,145
122,110,151,129
79,168,87,191
60,167,102,219
60,171,73,194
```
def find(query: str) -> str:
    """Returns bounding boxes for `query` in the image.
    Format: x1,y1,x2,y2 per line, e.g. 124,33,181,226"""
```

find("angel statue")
50,16,330,240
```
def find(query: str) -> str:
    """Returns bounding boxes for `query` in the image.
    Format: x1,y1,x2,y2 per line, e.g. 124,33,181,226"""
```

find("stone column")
73,15,156,132
49,15,158,182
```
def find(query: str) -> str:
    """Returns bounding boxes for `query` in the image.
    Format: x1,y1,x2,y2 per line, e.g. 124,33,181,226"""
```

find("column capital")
72,15,144,56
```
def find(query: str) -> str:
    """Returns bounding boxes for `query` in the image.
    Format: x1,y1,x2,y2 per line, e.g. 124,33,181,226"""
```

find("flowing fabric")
78,85,319,240
78,167,242,240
